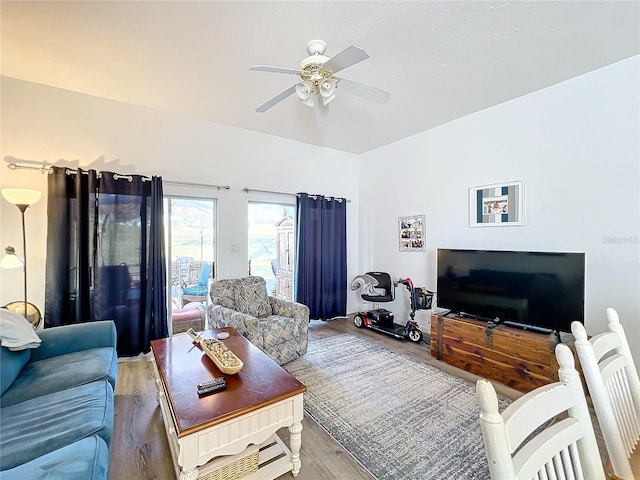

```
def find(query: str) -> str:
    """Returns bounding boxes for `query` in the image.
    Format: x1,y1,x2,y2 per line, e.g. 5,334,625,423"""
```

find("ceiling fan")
250,39,390,126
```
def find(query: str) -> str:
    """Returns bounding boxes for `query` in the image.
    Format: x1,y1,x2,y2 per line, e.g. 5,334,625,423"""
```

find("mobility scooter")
351,272,433,343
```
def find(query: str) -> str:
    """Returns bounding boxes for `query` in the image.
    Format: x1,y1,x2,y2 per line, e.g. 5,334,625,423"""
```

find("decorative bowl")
200,338,243,374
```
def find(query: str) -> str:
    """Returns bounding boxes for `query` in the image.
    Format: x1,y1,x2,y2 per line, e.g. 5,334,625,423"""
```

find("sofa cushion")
260,315,308,365
183,264,212,295
0,309,41,351
198,262,212,286
235,277,271,318
183,284,208,296
210,278,241,309
0,435,109,480
261,315,306,351
0,346,118,407
0,380,114,470
30,321,117,363
0,347,30,396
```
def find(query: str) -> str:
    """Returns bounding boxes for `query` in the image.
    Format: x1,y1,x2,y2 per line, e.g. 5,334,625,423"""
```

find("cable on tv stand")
502,320,553,334
455,311,503,327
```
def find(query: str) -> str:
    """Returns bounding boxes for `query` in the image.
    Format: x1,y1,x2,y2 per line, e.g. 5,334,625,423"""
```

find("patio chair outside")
181,261,213,306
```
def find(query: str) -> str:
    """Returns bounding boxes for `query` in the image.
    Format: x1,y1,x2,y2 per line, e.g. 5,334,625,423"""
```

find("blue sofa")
0,318,118,480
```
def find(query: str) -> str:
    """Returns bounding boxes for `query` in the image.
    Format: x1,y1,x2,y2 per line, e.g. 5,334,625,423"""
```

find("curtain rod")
6,162,230,190
164,180,230,190
243,187,351,203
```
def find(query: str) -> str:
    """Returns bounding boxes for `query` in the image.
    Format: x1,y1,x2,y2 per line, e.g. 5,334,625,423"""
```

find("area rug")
284,334,511,480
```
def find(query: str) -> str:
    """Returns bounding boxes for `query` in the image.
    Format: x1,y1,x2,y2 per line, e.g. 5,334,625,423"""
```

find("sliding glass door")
248,202,295,300
164,196,216,333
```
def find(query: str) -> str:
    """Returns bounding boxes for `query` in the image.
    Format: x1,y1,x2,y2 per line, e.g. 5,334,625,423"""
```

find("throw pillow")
235,277,271,318
0,308,42,351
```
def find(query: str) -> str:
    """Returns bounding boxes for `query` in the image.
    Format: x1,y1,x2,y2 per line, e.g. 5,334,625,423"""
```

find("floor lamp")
1,188,42,327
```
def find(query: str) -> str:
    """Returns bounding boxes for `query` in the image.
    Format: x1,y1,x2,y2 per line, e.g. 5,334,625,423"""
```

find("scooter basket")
414,289,434,310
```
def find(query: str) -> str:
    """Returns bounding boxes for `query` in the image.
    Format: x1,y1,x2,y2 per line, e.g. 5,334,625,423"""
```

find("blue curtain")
143,178,168,351
295,193,347,320
45,166,168,356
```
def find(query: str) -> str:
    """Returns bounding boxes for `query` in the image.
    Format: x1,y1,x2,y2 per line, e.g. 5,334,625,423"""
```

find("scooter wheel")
407,328,423,343
353,314,365,328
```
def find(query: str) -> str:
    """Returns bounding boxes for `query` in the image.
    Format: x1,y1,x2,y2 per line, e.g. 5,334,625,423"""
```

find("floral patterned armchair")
207,276,309,365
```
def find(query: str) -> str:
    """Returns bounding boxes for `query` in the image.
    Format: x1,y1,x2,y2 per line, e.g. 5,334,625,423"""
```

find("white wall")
0,77,361,314
2,56,638,364
359,56,640,364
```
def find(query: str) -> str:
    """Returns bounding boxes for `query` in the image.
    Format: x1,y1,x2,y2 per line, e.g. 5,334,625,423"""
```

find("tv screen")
437,249,585,333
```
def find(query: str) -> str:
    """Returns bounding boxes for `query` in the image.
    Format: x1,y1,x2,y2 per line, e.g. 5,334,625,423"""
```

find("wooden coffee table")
150,327,306,480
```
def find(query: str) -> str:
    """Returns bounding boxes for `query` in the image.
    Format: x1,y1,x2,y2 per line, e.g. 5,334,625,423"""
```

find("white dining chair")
571,308,640,480
477,343,605,480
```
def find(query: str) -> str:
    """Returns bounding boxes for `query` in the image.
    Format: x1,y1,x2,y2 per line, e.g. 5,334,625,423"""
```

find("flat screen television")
436,249,585,333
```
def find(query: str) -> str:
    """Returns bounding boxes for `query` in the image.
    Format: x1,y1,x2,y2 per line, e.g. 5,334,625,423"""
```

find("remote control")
197,381,227,396
197,377,226,390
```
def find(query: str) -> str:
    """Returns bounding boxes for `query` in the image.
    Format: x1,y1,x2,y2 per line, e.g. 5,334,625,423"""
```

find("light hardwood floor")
109,317,522,480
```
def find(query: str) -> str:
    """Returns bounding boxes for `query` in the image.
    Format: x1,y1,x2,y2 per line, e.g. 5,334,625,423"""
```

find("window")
248,202,295,300
164,196,216,331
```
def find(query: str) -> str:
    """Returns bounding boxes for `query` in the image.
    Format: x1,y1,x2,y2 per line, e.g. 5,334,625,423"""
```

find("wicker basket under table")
198,444,259,480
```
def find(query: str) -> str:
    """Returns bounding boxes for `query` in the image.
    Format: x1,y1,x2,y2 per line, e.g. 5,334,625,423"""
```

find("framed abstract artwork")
398,214,425,251
469,181,524,227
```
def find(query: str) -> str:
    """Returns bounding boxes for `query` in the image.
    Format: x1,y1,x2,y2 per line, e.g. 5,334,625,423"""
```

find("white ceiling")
2,1,638,154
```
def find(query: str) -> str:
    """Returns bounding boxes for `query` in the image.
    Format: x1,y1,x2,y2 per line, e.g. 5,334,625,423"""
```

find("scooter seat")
361,293,394,302
357,272,395,303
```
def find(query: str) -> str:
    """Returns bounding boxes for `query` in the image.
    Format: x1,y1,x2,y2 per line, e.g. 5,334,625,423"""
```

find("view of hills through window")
248,202,295,297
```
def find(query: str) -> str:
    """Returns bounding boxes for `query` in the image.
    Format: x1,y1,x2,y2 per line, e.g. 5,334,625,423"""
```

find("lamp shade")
1,246,24,269
2,188,41,206
295,81,312,100
295,81,315,107
320,79,335,98
320,79,336,106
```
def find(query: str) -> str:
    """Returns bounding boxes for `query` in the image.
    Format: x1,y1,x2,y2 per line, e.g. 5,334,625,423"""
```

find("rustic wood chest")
430,312,573,393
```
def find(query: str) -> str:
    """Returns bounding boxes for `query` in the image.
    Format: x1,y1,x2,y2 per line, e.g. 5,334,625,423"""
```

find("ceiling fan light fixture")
321,95,334,106
295,81,315,107
250,39,389,121
295,81,311,100
319,78,336,105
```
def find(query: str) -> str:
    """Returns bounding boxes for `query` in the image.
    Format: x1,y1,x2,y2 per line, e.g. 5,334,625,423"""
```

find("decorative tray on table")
200,338,244,375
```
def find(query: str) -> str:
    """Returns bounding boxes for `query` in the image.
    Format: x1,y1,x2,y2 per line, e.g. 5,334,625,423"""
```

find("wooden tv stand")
430,312,574,393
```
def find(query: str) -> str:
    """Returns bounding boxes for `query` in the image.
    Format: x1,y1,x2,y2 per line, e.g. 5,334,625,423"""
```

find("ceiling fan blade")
338,78,390,104
255,85,297,112
322,45,370,74
314,96,330,126
250,65,301,75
